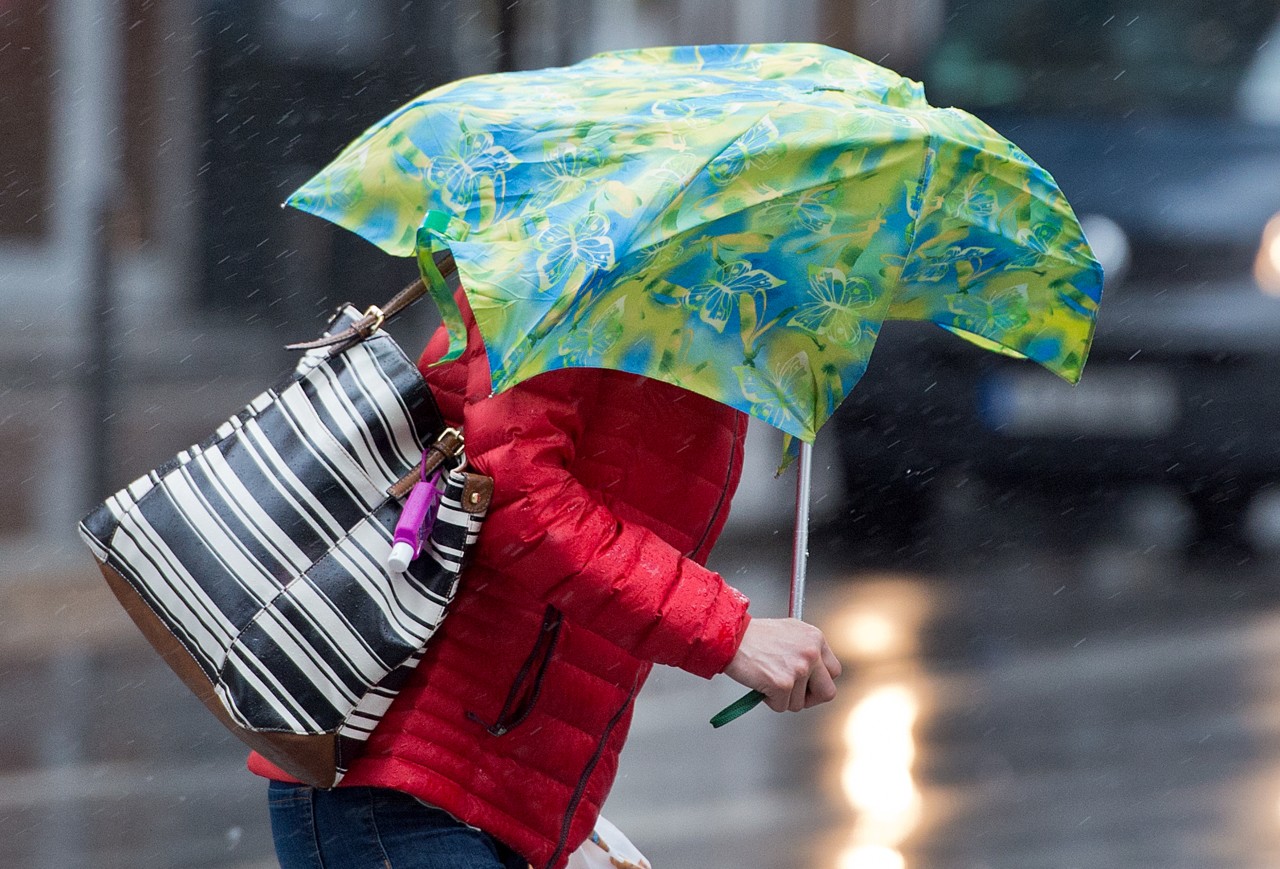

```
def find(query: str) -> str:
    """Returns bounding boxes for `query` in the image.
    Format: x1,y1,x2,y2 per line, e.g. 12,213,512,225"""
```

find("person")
254,292,843,869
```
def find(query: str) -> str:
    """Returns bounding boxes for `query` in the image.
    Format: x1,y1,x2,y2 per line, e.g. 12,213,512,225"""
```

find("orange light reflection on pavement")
828,575,930,869
837,684,922,869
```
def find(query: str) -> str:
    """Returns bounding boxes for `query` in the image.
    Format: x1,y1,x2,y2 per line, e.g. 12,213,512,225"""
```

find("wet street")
7,497,1280,869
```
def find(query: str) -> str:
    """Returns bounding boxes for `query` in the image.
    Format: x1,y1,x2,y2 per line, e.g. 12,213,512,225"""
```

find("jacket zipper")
687,412,743,559
544,415,742,866
542,414,744,864
544,676,640,869
467,605,563,736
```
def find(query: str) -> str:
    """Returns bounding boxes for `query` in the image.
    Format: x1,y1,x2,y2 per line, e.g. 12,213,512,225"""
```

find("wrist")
685,589,748,680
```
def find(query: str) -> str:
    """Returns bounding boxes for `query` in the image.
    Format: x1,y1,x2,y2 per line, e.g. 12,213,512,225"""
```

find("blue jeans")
268,781,528,869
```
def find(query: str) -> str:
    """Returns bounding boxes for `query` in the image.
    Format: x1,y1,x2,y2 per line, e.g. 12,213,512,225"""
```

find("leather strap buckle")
362,304,386,335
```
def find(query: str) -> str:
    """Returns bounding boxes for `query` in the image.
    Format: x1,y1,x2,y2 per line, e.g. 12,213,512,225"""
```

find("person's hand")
723,618,842,712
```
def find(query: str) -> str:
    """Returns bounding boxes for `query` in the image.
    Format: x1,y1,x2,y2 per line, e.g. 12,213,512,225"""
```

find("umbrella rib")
618,115,939,263
478,105,790,363
610,102,786,258
896,125,939,283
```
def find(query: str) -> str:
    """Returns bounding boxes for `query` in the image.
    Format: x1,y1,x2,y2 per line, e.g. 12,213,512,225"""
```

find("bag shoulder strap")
285,251,458,353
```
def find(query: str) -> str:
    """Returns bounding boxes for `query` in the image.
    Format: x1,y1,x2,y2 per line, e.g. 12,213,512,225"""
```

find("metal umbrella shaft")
790,439,813,621
710,440,814,727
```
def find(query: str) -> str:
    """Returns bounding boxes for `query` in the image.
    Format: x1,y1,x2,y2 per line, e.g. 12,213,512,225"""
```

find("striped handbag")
77,278,491,787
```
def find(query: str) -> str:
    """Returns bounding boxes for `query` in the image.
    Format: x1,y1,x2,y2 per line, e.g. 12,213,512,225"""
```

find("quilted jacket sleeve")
461,370,752,680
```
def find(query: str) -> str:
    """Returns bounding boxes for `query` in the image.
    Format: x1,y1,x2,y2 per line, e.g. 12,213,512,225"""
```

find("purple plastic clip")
387,463,445,574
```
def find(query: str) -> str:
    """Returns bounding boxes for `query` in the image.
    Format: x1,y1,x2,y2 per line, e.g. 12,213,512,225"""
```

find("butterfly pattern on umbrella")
289,43,1102,443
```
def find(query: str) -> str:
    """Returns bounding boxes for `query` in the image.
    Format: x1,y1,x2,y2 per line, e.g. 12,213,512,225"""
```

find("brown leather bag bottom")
96,560,340,787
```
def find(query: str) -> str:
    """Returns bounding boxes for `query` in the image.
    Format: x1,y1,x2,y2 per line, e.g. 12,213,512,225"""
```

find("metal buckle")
363,304,386,334
435,427,467,472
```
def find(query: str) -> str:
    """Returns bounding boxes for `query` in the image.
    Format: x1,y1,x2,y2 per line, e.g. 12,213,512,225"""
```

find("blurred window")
0,1,163,242
0,1,52,239
262,0,390,66
1238,14,1280,123
925,0,1280,117
123,0,165,242
0,422,35,535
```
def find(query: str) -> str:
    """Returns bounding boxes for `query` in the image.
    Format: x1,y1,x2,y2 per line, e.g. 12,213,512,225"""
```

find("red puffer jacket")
249,300,752,869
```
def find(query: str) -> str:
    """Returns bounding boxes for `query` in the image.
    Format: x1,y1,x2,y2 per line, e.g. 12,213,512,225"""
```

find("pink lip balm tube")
387,475,442,573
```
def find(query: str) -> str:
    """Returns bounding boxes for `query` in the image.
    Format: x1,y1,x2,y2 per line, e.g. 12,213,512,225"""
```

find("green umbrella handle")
710,689,766,728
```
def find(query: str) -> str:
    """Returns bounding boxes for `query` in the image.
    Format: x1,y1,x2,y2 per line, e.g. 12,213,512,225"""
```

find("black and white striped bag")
77,281,491,787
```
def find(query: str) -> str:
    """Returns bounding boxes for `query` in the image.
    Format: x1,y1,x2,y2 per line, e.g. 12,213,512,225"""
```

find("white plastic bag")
566,816,651,869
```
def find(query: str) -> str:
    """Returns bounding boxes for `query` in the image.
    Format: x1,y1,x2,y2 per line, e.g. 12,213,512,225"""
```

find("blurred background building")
3,1,1280,867
3,0,970,559
0,0,860,559
7,0,1280,564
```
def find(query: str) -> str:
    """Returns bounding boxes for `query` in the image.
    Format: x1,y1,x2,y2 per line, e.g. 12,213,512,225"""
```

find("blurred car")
833,0,1280,550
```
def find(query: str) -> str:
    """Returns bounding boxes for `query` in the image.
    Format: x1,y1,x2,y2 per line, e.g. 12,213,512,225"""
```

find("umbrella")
287,43,1103,722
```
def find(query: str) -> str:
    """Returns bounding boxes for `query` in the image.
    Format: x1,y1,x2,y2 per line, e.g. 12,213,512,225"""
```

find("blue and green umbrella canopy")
289,43,1102,442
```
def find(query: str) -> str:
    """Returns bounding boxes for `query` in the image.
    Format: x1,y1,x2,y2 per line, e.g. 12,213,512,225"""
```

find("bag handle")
285,251,458,353
283,255,476,503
